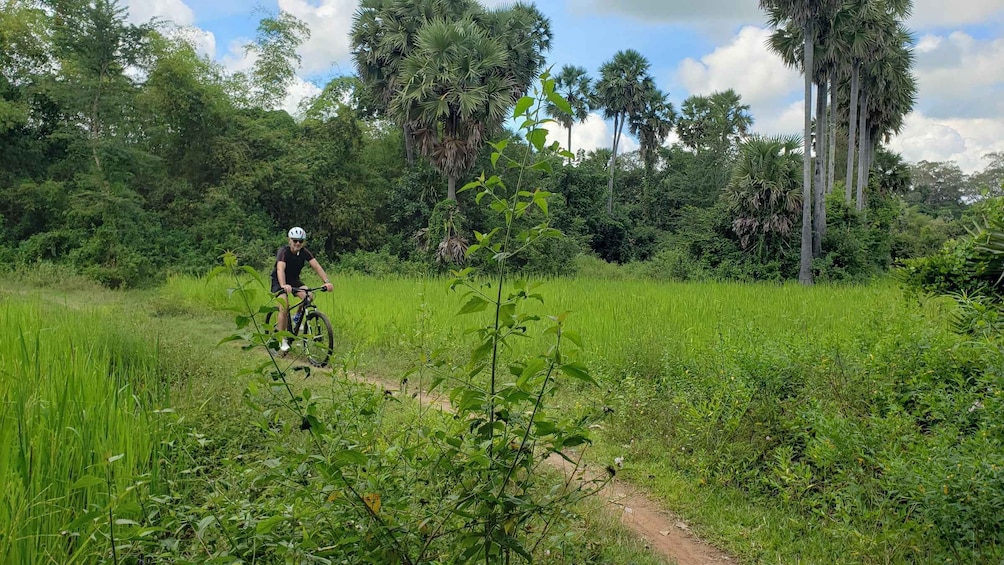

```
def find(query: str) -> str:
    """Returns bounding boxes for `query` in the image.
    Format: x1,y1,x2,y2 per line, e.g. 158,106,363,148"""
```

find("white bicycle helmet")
288,226,306,240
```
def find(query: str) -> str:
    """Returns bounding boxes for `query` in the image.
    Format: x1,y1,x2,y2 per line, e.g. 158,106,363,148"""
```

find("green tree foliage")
724,135,803,260
235,11,310,109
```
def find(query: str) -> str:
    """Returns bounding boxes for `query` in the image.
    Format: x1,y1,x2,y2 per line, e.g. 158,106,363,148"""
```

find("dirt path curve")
345,372,736,565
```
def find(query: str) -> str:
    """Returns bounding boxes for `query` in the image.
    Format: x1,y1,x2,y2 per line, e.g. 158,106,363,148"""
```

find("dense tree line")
1,0,1000,287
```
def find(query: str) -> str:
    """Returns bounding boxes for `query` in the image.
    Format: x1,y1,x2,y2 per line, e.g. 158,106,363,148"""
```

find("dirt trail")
347,372,736,565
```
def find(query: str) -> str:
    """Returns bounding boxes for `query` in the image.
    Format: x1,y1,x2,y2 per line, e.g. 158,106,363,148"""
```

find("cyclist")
270,226,334,352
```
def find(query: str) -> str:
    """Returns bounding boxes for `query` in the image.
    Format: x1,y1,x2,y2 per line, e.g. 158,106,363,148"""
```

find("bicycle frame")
278,286,327,335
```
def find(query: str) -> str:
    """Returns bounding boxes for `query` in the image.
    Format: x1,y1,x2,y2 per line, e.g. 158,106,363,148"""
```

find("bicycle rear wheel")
299,310,333,367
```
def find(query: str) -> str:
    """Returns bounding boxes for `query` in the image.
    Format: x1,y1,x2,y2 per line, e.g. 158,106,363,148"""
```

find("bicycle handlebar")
275,285,330,297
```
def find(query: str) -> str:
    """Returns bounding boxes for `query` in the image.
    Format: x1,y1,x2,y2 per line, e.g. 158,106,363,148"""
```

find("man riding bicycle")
270,226,334,352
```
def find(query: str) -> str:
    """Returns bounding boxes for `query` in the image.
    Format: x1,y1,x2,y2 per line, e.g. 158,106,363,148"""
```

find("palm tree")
350,0,480,166
391,17,510,201
675,89,752,157
761,0,842,284
858,32,915,209
593,49,655,213
833,0,913,207
769,19,835,257
629,87,675,176
724,134,803,259
546,65,592,161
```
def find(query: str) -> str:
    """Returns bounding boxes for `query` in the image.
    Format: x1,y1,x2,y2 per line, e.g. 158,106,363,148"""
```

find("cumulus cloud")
542,112,639,157
908,0,1004,29
912,32,1004,119
280,76,323,117
123,0,194,26
673,25,805,138
887,112,1004,173
279,0,357,75
173,26,217,59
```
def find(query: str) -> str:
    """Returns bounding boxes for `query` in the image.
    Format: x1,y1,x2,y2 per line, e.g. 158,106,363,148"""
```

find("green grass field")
4,267,1000,564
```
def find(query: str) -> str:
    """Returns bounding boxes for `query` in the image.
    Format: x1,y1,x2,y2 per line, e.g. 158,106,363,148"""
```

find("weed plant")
186,75,619,564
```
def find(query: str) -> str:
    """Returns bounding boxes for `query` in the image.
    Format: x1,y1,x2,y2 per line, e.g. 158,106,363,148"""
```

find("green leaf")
513,96,534,118
458,296,489,315
256,515,287,535
71,475,104,490
528,128,547,152
562,330,583,347
546,90,573,116
333,449,367,467
530,160,552,174
559,362,596,385
491,151,501,168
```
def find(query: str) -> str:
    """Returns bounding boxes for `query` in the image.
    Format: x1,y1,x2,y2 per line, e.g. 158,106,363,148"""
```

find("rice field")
0,295,172,563
5,269,968,563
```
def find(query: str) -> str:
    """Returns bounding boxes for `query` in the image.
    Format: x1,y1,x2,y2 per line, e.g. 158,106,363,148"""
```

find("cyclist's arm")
308,258,333,291
276,260,293,294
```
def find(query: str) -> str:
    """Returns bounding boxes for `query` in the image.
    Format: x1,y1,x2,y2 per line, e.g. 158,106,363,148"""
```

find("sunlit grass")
0,296,171,563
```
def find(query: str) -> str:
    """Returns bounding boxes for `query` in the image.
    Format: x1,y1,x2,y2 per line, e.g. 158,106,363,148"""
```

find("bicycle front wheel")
299,310,334,367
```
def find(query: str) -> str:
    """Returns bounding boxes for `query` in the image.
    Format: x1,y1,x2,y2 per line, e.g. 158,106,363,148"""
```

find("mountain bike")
264,286,334,367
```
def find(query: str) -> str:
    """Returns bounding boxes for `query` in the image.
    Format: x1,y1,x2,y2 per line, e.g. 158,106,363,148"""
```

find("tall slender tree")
593,49,655,213
546,65,592,162
762,0,842,284
629,87,675,176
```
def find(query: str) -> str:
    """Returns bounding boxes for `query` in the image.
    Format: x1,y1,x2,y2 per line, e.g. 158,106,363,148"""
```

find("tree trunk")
845,61,860,203
827,77,837,195
813,78,827,258
856,90,869,212
567,124,573,164
799,21,814,285
608,113,621,214
448,174,457,201
404,124,415,167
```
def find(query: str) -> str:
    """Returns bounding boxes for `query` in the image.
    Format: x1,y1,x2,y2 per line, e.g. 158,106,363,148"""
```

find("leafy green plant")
198,74,608,564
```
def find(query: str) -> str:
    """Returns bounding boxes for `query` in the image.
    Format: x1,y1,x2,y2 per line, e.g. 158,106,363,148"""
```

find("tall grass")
163,272,918,382
0,296,171,563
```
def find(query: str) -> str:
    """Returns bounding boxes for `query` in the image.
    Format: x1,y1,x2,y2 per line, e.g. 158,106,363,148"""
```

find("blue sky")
126,0,1004,173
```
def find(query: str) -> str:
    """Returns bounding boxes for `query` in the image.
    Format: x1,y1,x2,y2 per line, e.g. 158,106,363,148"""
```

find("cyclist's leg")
271,283,291,333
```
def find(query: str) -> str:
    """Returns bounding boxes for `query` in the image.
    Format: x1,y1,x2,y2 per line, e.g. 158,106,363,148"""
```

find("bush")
335,248,431,277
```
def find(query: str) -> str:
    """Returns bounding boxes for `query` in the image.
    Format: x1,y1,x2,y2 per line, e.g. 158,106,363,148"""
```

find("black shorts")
271,280,305,294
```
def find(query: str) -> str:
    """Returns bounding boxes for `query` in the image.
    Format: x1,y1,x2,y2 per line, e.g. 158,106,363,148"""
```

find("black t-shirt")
270,245,314,288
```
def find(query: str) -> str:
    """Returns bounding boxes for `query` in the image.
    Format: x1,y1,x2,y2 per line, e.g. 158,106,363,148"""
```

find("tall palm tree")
857,26,915,209
351,0,479,166
629,87,675,176
391,17,510,201
546,65,592,161
769,18,835,257
725,134,803,260
834,0,912,207
761,0,842,284
593,49,655,213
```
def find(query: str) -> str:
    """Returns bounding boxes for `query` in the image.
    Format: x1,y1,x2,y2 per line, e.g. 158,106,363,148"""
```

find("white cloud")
912,32,1004,119
280,76,323,116
173,26,217,59
674,25,805,138
577,0,760,23
124,0,194,26
543,112,639,157
279,0,357,75
887,112,1004,173
908,0,1004,29
219,38,255,74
